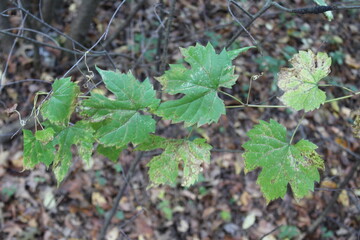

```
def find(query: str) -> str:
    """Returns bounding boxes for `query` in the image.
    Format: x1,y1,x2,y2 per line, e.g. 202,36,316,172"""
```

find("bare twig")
225,0,272,49
155,0,165,74
271,2,360,14
103,0,146,47
0,29,132,59
225,0,360,49
227,0,257,46
159,0,176,74
259,225,283,240
306,152,360,235
0,1,27,93
98,152,143,240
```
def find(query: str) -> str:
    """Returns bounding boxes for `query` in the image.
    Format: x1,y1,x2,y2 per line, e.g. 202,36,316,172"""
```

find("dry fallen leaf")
242,211,258,230
345,54,360,69
320,180,337,189
106,227,119,240
91,192,107,207
337,190,350,207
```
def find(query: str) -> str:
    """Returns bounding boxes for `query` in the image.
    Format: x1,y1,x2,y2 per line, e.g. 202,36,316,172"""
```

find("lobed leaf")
81,68,160,147
155,43,254,127
41,78,80,125
52,121,94,183
242,119,324,202
23,121,95,184
23,129,54,168
277,50,331,112
137,136,212,187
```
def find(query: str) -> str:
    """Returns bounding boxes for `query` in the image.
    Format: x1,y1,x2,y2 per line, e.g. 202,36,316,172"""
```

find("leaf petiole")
318,84,356,93
226,104,287,109
219,90,245,105
324,91,360,103
289,113,306,145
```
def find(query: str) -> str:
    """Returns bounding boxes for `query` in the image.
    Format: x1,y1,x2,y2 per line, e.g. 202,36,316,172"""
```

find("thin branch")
98,152,143,240
289,113,306,144
0,2,27,93
229,0,254,19
259,225,283,240
271,2,360,14
0,29,132,59
225,0,272,49
227,0,257,46
225,0,360,49
155,1,165,74
159,0,176,74
306,151,360,235
103,0,146,47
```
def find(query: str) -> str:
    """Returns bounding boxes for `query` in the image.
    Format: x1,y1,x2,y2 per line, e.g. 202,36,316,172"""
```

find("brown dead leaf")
345,54,360,69
135,216,154,238
320,180,337,189
240,191,251,207
335,137,348,148
106,227,119,240
202,207,216,219
10,151,23,169
4,104,18,114
337,190,350,207
91,192,107,208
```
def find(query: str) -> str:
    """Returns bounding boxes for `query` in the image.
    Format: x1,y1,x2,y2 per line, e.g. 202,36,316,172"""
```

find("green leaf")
242,119,324,202
97,144,124,162
23,129,54,168
52,121,94,183
35,128,55,143
278,50,331,112
81,68,159,147
137,136,212,187
155,43,253,127
313,0,334,21
41,78,80,125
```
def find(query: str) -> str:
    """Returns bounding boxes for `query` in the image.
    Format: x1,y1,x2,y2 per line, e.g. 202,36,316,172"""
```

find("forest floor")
0,0,359,239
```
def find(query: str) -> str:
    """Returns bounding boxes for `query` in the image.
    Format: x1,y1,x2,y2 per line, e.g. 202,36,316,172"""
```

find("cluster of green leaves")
24,43,333,202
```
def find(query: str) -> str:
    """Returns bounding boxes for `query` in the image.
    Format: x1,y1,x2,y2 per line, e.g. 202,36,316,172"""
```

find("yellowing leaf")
278,50,331,112
137,136,212,187
242,119,324,202
41,78,80,125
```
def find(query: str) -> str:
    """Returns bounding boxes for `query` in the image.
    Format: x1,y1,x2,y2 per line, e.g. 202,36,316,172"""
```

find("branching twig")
159,0,176,74
225,0,360,49
103,0,146,47
98,152,143,240
306,151,360,235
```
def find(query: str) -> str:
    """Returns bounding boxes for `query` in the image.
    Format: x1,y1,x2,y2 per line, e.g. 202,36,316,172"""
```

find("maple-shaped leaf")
23,129,55,168
41,77,80,125
242,119,324,202
278,50,331,112
81,68,160,147
155,43,254,127
137,136,212,187
51,121,94,183
23,122,95,184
